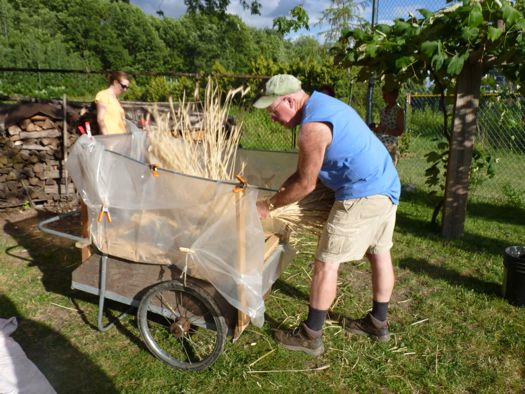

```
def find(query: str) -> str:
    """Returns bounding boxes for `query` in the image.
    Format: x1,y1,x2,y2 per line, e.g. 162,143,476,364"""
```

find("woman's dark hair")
318,84,335,97
382,87,399,97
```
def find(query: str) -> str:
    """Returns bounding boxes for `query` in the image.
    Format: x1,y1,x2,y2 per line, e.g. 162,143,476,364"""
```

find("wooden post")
62,94,69,197
233,190,250,340
404,92,411,135
442,61,482,239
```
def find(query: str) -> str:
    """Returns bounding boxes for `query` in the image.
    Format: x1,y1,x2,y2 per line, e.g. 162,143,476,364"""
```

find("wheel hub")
169,317,191,337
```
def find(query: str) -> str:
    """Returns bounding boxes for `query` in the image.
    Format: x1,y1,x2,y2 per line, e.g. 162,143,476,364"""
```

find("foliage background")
0,0,359,101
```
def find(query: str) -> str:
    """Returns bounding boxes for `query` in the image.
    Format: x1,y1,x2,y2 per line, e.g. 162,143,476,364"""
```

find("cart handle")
37,210,87,243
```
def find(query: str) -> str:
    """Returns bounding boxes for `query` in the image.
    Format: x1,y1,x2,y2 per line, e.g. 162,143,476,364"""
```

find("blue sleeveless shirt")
302,92,400,204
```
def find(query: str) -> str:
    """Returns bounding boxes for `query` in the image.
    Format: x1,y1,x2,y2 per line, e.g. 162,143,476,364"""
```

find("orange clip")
97,206,112,223
233,174,247,193
149,163,160,177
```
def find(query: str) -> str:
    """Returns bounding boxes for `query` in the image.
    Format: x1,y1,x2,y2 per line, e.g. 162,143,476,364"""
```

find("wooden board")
72,253,237,330
264,233,280,261
72,232,285,338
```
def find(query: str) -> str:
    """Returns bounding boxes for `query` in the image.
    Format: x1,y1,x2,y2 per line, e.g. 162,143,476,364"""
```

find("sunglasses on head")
119,81,129,90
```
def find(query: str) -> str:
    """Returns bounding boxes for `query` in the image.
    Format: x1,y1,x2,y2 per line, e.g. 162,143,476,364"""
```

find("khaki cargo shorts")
315,195,397,264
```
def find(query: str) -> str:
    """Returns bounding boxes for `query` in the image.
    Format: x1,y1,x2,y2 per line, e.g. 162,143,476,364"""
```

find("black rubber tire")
137,280,227,371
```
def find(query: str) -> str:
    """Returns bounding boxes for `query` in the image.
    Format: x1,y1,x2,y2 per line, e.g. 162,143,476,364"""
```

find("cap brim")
253,95,279,109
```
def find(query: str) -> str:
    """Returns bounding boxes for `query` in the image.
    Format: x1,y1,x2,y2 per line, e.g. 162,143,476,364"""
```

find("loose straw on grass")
247,364,330,374
148,78,249,181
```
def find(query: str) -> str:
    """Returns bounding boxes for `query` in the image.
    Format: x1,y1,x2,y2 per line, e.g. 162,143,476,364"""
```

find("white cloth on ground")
0,317,57,394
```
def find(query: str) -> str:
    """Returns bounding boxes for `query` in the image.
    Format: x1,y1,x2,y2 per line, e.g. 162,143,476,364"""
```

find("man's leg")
309,259,340,309
367,251,395,304
304,259,340,331
368,250,394,323
345,250,394,341
274,259,340,356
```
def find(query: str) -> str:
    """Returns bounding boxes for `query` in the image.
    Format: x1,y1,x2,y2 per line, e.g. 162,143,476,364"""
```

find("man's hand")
256,200,270,220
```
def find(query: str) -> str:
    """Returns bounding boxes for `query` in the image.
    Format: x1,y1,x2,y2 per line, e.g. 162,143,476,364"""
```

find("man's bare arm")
270,121,332,207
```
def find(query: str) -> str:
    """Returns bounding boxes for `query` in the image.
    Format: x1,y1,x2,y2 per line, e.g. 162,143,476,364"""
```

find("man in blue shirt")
254,75,401,356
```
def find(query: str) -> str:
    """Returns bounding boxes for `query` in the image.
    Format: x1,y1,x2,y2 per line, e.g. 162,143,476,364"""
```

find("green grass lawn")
1,183,524,393
1,108,524,393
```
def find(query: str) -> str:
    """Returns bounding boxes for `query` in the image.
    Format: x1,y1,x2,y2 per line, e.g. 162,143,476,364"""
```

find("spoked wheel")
137,280,227,371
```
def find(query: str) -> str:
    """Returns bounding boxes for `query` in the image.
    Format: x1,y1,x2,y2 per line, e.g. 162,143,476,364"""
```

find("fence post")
404,92,411,134
62,94,68,197
366,0,379,124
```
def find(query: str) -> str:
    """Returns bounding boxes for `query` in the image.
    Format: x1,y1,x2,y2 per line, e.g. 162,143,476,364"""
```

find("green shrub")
502,182,524,208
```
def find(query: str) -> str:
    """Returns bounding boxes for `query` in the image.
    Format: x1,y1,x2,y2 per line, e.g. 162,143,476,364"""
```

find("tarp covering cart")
39,132,298,371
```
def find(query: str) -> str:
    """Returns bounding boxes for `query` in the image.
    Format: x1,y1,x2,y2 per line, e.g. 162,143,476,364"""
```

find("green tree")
154,17,186,72
334,0,525,237
107,4,167,71
185,0,261,15
289,36,326,63
249,28,292,63
273,5,310,35
158,13,261,73
27,0,166,70
316,0,368,44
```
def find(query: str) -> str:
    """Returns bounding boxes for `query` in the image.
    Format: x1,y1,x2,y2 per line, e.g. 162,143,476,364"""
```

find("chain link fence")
1,70,524,207
398,93,525,206
232,86,525,207
376,0,449,21
371,0,524,206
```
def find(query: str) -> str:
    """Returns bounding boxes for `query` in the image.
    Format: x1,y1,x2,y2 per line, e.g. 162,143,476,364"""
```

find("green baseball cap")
253,74,302,109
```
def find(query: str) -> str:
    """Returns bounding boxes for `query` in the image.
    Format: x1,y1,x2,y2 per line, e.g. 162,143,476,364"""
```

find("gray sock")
304,306,328,331
371,300,389,322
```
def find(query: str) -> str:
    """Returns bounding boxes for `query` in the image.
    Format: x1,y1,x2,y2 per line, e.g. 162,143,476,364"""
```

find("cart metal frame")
38,210,290,370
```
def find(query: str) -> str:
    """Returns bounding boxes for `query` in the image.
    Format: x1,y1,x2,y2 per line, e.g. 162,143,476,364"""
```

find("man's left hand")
256,200,270,220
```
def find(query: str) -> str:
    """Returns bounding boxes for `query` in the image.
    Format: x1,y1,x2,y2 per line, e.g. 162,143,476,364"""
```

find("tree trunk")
441,61,482,239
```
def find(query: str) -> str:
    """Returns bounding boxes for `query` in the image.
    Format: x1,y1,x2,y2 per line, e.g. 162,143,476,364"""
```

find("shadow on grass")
398,258,502,298
467,199,525,227
396,209,518,259
262,279,310,332
2,210,149,360
0,295,118,394
3,211,81,296
273,279,309,303
401,186,525,227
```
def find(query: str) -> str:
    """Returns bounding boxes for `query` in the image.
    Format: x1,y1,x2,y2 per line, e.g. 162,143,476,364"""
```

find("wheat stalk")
148,78,249,181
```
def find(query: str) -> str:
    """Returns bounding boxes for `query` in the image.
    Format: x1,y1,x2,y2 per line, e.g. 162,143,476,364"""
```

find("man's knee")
367,251,394,268
313,259,340,272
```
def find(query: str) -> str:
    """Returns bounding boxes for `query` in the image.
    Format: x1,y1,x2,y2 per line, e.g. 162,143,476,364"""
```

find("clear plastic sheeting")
66,134,297,326
235,149,298,191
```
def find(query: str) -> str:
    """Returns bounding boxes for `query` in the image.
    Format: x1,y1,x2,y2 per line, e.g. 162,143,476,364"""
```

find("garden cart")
38,132,298,371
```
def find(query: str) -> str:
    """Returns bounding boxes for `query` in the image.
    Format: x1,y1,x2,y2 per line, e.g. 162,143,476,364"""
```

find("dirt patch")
0,207,41,230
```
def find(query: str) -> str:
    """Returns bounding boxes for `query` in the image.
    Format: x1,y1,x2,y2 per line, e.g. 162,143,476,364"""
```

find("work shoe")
345,313,390,342
274,322,324,356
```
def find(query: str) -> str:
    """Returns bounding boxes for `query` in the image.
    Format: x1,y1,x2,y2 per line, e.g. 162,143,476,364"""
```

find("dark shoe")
274,322,324,356
345,313,390,342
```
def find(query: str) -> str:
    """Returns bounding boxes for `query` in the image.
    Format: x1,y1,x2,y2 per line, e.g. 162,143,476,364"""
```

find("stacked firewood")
0,114,77,207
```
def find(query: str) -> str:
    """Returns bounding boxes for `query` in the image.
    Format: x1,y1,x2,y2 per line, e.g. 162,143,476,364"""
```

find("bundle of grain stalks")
269,182,335,235
147,79,334,237
148,78,249,181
